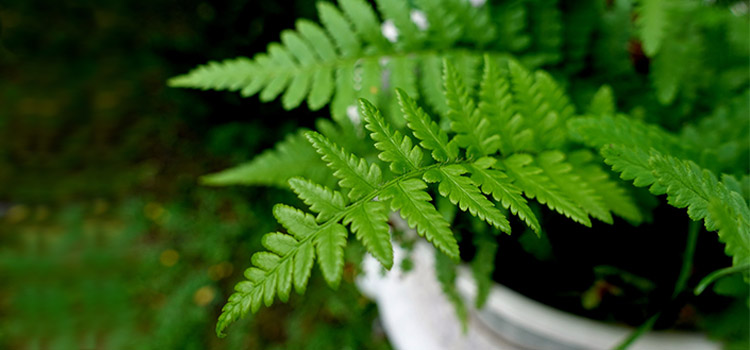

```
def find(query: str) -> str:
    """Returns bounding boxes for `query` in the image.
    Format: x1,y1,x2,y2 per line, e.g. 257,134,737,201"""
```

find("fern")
200,129,328,188
215,58,645,336
569,109,750,273
500,153,592,227
160,0,750,343
467,157,541,233
169,0,507,120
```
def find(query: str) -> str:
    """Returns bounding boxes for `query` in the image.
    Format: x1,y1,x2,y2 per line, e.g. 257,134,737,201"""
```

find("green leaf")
360,99,423,174
648,154,722,229
280,30,320,65
536,151,613,224
421,55,449,115
314,223,348,288
603,145,750,272
381,178,459,259
216,228,306,337
274,204,319,240
466,158,540,233
478,55,530,155
282,69,313,109
293,241,315,294
397,88,458,162
297,20,338,61
339,0,388,49
443,59,497,158
343,201,394,269
375,0,422,47
501,154,591,227
288,177,348,222
425,165,511,232
262,232,298,256
567,151,643,224
317,2,360,57
201,129,327,188
308,66,335,110
167,57,254,91
601,144,665,193
306,131,382,200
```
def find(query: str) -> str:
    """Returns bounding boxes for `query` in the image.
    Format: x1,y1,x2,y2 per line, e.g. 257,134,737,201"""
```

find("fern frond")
709,196,750,275
168,57,254,92
421,55,450,115
425,165,511,232
567,151,643,224
647,154,724,230
317,2,361,57
216,205,319,337
654,155,750,270
601,144,666,194
532,70,575,149
500,153,591,227
413,0,461,47
343,201,393,268
170,0,502,119
375,0,423,48
650,30,703,105
306,131,382,200
289,177,348,222
567,114,692,161
443,60,499,158
339,0,388,49
360,99,423,174
382,178,459,258
201,129,328,188
536,151,613,224
396,88,458,162
507,59,569,151
214,58,662,336
722,174,750,202
466,157,541,233
478,55,530,155
601,145,750,271
313,222,349,287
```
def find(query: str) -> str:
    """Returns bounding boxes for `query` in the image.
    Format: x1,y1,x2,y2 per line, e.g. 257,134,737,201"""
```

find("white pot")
357,240,720,350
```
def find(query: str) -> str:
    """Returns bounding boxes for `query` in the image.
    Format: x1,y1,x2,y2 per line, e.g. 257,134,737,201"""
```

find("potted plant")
170,0,749,348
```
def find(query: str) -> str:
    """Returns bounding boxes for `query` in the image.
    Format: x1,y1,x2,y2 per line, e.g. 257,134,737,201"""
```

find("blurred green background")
0,1,391,349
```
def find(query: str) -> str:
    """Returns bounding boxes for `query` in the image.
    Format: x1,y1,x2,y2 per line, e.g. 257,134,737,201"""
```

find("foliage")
171,0,749,345
168,0,506,122
213,58,642,336
7,0,747,347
